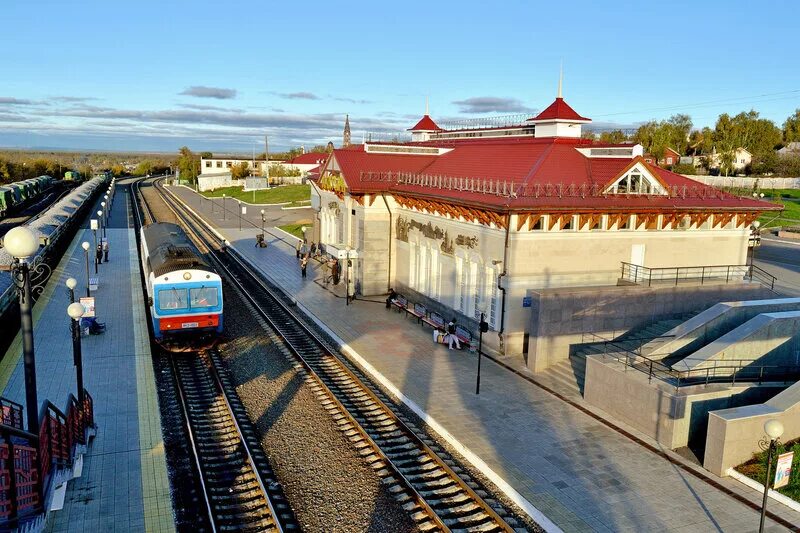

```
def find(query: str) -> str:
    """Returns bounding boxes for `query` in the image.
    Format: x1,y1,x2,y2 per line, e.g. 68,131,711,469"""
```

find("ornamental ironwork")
10,256,52,304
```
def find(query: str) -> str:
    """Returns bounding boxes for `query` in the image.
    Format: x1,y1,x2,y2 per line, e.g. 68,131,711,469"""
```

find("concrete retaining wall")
585,356,783,451
705,381,800,476
526,283,772,372
646,298,800,362
676,311,800,373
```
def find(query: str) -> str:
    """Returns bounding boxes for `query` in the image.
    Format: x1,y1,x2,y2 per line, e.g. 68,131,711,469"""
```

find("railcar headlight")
183,272,192,280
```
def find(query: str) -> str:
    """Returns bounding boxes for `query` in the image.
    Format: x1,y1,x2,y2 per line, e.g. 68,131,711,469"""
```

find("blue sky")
1,0,798,152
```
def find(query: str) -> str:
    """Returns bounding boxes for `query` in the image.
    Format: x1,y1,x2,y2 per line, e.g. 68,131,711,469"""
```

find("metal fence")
620,262,776,290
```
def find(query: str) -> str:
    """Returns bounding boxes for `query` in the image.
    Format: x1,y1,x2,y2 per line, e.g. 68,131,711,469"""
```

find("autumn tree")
783,109,800,144
176,146,200,184
230,161,251,180
598,130,628,144
633,114,692,159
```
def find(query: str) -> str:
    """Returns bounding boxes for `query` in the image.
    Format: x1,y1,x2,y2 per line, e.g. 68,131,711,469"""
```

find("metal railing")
581,332,800,388
621,262,776,290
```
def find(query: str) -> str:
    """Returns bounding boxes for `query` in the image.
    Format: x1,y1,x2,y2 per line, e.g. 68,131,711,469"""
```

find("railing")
0,390,94,528
621,262,776,290
581,332,800,388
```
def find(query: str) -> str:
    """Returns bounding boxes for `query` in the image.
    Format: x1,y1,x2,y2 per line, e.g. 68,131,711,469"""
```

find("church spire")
425,95,429,116
558,62,563,98
343,114,351,147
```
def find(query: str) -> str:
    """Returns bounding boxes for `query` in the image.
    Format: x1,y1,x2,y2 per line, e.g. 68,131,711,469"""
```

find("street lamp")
100,204,107,238
66,277,77,303
475,312,489,394
344,246,351,306
81,241,91,296
222,194,226,221
301,226,307,244
759,419,784,532
67,302,86,406
260,209,265,235
749,220,761,280
5,226,41,434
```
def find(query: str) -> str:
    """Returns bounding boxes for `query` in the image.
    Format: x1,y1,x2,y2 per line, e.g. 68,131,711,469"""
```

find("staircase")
534,314,695,399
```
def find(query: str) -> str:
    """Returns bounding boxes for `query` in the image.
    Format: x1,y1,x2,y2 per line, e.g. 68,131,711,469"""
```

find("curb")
726,467,800,513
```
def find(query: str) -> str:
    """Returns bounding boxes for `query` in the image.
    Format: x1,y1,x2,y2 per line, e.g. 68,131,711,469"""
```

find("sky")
1,0,798,153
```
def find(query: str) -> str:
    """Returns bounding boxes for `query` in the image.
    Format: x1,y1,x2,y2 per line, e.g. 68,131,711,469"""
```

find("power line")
594,89,800,118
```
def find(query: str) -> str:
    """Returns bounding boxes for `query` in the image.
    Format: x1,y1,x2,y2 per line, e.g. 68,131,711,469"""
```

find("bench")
455,325,473,349
406,302,426,323
422,311,445,330
392,294,408,313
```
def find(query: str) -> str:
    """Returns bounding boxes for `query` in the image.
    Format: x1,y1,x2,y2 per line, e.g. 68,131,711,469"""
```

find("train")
0,175,55,218
140,222,224,351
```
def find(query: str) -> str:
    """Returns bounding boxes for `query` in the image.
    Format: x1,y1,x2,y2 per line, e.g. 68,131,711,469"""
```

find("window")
216,161,222,168
609,167,664,195
531,217,543,231
190,287,218,308
205,161,211,168
158,288,187,310
666,157,673,165
226,161,232,168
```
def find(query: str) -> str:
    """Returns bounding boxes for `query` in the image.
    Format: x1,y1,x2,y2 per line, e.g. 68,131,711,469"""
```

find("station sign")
88,278,98,291
241,206,247,214
90,219,98,230
522,296,532,308
774,451,794,489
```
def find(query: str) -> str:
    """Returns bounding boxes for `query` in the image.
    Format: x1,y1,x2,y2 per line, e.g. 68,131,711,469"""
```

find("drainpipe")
381,193,393,292
497,212,511,353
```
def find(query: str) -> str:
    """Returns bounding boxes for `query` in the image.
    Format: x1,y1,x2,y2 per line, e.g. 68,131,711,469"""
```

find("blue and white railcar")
140,222,223,351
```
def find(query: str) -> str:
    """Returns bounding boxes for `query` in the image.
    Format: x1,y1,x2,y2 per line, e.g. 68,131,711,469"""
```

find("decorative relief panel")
396,215,475,255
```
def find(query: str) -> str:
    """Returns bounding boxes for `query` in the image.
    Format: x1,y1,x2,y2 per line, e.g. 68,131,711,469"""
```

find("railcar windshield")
158,288,188,310
189,287,219,308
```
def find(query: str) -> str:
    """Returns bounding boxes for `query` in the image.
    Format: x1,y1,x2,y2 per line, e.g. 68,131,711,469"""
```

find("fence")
0,390,94,528
688,175,800,190
620,262,776,290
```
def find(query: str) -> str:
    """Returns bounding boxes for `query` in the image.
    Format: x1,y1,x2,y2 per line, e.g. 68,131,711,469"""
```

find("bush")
672,163,697,175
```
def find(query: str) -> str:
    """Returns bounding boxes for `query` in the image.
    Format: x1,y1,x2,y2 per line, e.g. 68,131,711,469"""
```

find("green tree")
176,146,200,184
134,160,153,176
598,130,628,144
633,114,692,159
111,164,125,177
783,109,800,143
200,151,213,159
230,161,251,180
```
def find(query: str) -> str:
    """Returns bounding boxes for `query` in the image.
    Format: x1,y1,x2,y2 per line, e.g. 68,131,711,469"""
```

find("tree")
230,161,250,180
783,109,800,144
633,114,692,159
134,160,154,176
598,130,628,144
712,110,781,172
111,164,125,177
176,146,200,184
200,151,213,159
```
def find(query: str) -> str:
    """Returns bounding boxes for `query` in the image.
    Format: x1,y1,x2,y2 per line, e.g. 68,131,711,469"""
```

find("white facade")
200,157,318,178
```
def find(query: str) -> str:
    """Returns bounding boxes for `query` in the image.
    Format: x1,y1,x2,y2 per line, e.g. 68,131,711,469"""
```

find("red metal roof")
316,137,776,212
408,115,442,131
289,152,329,165
529,97,590,122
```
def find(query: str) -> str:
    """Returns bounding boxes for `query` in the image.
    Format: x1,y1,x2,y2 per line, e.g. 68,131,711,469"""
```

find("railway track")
151,180,522,531
131,177,297,533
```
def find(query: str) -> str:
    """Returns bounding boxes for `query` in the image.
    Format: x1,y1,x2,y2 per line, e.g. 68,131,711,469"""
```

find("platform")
0,182,174,532
169,183,800,532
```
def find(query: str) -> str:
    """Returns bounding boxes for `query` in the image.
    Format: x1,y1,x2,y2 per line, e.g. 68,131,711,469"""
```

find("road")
755,236,800,296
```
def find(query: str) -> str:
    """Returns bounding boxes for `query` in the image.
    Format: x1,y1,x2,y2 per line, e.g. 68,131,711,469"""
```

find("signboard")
774,451,794,489
88,277,98,291
522,296,532,308
241,206,247,214
90,219,98,230
79,297,96,318
336,249,358,260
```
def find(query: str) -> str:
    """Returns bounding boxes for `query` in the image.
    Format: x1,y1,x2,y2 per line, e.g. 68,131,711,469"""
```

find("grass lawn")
757,197,800,228
201,184,310,205
736,438,800,501
278,223,313,239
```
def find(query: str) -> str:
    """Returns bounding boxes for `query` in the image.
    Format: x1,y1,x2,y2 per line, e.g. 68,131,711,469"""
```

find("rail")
581,332,800,388
621,262,776,290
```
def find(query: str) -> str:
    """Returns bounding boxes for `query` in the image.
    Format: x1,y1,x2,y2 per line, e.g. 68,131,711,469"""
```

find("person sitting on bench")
446,319,461,350
80,316,106,335
386,288,397,309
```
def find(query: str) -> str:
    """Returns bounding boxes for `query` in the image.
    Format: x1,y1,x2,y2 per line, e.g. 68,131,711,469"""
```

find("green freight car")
64,171,81,181
0,186,13,217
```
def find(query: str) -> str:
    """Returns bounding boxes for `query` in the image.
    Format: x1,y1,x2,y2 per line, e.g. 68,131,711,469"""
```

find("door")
629,244,646,282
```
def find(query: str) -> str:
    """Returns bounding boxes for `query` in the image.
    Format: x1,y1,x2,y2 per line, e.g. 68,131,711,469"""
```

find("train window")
190,287,218,308
158,288,188,310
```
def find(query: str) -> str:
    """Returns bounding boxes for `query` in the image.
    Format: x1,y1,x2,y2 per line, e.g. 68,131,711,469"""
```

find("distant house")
778,142,800,157
706,147,752,172
643,147,681,168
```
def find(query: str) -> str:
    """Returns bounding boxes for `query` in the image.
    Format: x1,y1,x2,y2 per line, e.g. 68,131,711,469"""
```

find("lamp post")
476,312,489,395
92,217,99,274
5,226,41,434
301,226,307,244
100,205,106,239
260,209,265,235
749,220,761,280
759,419,784,533
344,246,351,306
81,241,91,296
66,277,77,303
222,194,226,221
238,200,242,231
67,302,86,406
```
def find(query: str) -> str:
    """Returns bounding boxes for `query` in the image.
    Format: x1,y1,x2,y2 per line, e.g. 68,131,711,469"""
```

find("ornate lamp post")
99,205,107,239
67,302,86,406
81,241,91,296
475,311,489,395
66,277,77,303
5,226,45,434
759,419,784,532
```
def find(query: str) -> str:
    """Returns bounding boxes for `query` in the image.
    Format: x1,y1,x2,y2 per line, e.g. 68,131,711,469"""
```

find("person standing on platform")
102,239,109,262
301,256,308,279
301,239,308,257
95,243,103,266
295,239,302,258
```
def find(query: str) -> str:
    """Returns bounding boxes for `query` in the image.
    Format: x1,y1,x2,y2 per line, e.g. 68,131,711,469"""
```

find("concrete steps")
535,355,586,399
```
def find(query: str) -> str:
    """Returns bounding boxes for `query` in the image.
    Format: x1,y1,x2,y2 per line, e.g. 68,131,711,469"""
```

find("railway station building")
308,92,777,368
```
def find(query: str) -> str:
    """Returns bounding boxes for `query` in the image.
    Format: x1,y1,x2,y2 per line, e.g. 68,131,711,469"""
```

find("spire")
558,62,563,98
425,95,429,116
343,114,351,147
